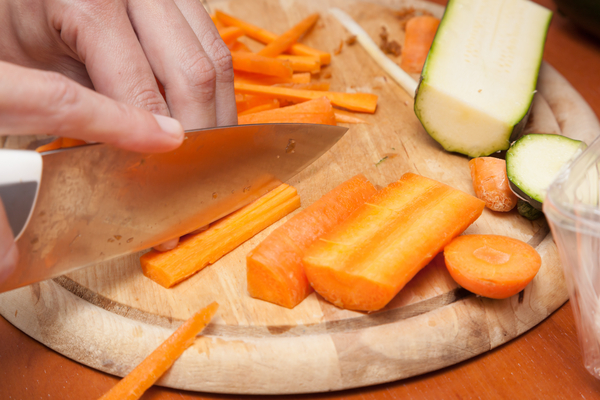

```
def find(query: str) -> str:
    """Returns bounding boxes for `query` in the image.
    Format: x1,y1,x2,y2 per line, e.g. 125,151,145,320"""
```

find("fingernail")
153,114,184,140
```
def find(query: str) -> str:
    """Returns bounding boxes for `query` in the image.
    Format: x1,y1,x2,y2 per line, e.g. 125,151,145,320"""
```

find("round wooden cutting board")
1,0,599,395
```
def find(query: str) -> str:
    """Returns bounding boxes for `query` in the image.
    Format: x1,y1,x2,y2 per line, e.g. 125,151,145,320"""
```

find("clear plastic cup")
544,134,600,378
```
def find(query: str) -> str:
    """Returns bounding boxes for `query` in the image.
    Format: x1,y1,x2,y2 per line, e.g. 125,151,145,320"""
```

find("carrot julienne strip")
237,97,336,125
257,13,320,57
232,52,293,78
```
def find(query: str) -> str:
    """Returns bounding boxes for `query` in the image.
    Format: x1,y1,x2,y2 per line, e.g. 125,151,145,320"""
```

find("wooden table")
2,0,600,398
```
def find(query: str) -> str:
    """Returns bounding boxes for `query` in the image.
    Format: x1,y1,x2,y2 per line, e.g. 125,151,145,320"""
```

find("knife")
0,123,347,293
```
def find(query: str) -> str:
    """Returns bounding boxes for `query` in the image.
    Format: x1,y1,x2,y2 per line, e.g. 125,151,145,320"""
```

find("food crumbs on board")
334,40,344,55
376,156,389,166
346,35,357,45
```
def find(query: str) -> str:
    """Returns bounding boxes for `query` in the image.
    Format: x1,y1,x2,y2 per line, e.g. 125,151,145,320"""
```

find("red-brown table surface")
2,0,600,398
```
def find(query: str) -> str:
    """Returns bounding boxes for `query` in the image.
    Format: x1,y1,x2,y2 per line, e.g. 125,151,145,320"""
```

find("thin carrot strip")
400,15,440,73
238,97,336,125
257,13,320,57
228,40,252,52
98,302,219,400
274,82,330,91
238,100,280,116
276,55,321,73
234,82,378,113
35,137,87,152
210,14,226,30
231,52,293,78
216,10,331,65
218,26,244,44
140,184,301,288
234,71,311,85
236,93,279,113
334,109,368,124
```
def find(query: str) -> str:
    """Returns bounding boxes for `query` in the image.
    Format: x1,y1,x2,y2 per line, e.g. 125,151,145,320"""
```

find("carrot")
238,99,280,116
228,40,252,52
234,71,311,85
276,55,321,73
333,109,368,124
231,52,293,78
274,82,330,91
216,10,331,65
247,174,377,308
235,93,279,113
234,82,378,113
140,184,300,288
98,302,219,400
238,97,336,126
210,14,225,30
468,157,518,212
218,26,244,44
35,137,87,152
303,173,485,312
258,13,320,57
400,15,440,73
444,235,542,299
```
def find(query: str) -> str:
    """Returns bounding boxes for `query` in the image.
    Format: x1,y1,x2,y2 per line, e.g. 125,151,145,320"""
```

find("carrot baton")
276,55,321,73
217,26,245,44
238,97,337,125
333,109,368,124
234,71,311,85
468,157,517,212
257,13,320,57
228,40,252,52
400,15,441,73
231,52,293,78
238,100,280,116
274,82,330,91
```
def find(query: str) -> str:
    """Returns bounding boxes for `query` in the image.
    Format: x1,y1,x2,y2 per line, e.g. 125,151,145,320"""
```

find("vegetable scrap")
379,26,402,57
468,157,517,212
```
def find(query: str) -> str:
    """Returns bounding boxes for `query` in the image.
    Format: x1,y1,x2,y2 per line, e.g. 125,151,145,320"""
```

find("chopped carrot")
274,82,330,91
228,40,252,52
140,184,300,288
444,235,542,299
276,55,321,73
234,71,311,85
216,10,331,65
218,26,244,44
333,109,368,124
235,93,279,113
234,82,378,113
35,137,87,152
98,302,219,400
238,99,280,116
238,97,336,125
303,173,485,312
247,174,377,308
210,14,225,30
231,52,293,78
400,15,440,73
468,157,518,212
258,13,320,57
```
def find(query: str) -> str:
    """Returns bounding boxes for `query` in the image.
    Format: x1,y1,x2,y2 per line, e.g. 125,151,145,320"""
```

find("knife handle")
0,149,43,240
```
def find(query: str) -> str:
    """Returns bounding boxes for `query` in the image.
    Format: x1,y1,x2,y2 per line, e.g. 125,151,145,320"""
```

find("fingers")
0,61,184,153
0,200,18,283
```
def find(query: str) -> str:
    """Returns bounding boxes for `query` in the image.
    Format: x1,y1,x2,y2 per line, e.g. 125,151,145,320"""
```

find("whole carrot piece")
400,15,440,73
98,302,219,400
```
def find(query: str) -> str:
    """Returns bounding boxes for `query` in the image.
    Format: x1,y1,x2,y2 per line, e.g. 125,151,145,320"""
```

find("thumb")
0,61,184,153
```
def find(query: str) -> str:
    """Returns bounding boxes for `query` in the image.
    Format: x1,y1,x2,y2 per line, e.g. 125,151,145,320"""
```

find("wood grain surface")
2,0,600,398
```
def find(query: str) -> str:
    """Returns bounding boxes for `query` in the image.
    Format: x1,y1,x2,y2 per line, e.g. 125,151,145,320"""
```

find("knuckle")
181,51,217,102
128,86,170,116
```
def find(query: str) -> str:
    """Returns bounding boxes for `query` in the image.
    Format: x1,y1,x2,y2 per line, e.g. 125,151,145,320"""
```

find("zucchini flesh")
414,0,552,158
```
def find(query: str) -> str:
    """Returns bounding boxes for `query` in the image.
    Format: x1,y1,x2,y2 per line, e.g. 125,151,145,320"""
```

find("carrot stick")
218,26,244,44
231,52,293,78
140,184,300,288
444,235,542,299
400,15,440,73
228,40,252,52
333,109,368,124
216,10,331,65
274,82,330,91
234,82,378,113
35,137,87,152
247,174,377,308
234,71,311,85
210,14,225,30
468,157,518,212
276,55,321,73
235,93,280,113
238,97,336,125
238,99,280,116
98,302,219,400
257,13,320,57
303,173,485,312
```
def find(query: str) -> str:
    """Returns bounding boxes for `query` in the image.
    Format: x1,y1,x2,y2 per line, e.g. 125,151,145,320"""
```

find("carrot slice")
303,173,485,312
468,157,518,212
238,97,336,125
400,15,440,73
98,302,219,400
258,13,320,57
234,71,311,85
232,52,293,78
216,10,331,65
276,55,321,73
247,174,377,308
35,137,87,152
444,235,542,299
140,184,301,288
333,109,368,124
234,82,378,113
218,26,244,44
238,99,280,116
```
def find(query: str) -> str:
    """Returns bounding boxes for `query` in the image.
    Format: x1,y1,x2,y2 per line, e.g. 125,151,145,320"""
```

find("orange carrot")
238,99,280,116
274,82,330,91
218,26,244,44
247,175,377,308
468,157,518,212
228,40,252,52
258,13,320,57
333,109,368,124
210,14,225,30
98,302,219,400
276,55,321,73
216,10,331,65
234,82,378,113
234,71,311,85
232,52,293,78
235,93,279,113
400,15,440,73
238,97,336,125
140,184,300,288
303,173,485,312
444,235,542,299
35,137,87,152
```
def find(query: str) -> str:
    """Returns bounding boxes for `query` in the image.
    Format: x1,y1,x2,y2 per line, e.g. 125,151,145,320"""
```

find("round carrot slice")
444,234,542,299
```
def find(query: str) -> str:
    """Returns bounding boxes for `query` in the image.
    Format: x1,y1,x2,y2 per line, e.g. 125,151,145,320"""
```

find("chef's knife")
0,123,347,293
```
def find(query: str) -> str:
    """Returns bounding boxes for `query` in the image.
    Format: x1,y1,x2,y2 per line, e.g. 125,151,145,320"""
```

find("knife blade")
0,123,347,292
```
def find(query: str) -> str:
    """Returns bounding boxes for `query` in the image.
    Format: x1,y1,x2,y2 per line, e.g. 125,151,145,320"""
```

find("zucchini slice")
414,0,552,158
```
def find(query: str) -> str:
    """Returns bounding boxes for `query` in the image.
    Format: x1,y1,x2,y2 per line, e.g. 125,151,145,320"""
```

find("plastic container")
544,134,600,379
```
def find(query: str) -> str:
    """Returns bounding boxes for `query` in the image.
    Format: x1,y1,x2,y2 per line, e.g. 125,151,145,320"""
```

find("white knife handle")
0,149,43,240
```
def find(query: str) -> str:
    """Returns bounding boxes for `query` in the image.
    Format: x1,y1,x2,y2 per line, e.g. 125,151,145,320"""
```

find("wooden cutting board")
1,0,599,395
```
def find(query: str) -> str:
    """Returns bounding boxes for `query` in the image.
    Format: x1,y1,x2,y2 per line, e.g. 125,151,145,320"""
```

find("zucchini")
414,0,552,158
506,134,585,209
517,199,543,220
